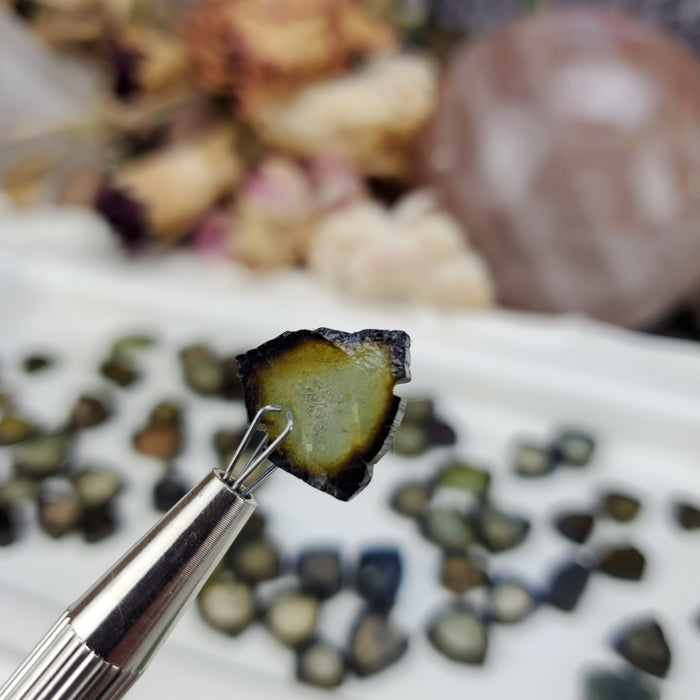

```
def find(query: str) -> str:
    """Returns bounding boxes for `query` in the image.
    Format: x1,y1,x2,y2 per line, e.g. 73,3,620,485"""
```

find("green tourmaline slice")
237,328,410,501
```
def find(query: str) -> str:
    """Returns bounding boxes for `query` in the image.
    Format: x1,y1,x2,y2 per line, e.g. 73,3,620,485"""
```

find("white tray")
1,205,700,699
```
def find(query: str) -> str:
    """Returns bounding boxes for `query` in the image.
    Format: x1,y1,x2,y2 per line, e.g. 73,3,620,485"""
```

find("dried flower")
97,126,242,244
108,25,191,102
94,182,149,252
185,0,397,110
108,38,144,100
309,190,495,307
229,156,316,268
191,211,231,257
249,53,438,177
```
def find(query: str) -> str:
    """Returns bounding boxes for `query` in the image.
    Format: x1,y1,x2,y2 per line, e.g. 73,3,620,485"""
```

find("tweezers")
0,405,293,700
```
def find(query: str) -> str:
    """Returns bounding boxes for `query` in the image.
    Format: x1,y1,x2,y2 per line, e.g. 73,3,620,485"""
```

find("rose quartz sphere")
422,8,700,326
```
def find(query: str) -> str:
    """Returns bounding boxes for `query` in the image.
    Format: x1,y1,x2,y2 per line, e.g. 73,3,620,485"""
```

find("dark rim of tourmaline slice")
236,329,410,501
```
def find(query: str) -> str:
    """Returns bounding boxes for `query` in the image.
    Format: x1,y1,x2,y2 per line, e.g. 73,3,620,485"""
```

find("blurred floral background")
2,0,700,337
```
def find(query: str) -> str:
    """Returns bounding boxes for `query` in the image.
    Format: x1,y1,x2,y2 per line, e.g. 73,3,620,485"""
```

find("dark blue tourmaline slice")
546,561,591,612
356,548,403,612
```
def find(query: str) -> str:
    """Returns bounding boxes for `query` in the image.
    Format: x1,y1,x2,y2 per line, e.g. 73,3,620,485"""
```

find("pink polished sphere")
422,8,700,326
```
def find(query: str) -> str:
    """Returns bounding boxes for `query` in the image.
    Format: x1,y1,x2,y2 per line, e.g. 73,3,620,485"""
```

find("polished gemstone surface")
423,8,700,326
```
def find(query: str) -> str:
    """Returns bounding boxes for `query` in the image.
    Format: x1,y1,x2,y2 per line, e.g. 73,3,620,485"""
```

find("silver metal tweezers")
0,405,293,700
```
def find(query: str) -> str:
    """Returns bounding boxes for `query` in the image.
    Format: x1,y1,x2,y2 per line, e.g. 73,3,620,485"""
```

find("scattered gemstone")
440,554,488,594
68,395,111,430
393,423,428,456
149,402,182,427
584,668,660,700
393,397,456,455
427,604,488,665
600,492,641,523
37,478,83,538
390,481,430,519
133,406,183,461
546,561,591,612
296,548,343,600
419,509,475,552
348,612,408,676
212,428,242,467
296,639,346,689
0,476,37,504
673,501,700,530
230,537,281,585
81,504,119,543
100,357,139,387
111,335,155,359
554,511,595,545
0,500,20,546
180,345,223,396
264,592,320,648
597,546,646,581
489,579,536,624
553,429,596,467
152,470,189,512
13,432,72,479
135,424,183,461
72,467,123,510
0,414,35,445
198,577,255,635
433,461,491,501
513,441,555,478
473,504,530,553
426,420,457,446
402,398,435,424
612,618,671,678
356,548,402,612
237,510,267,543
22,355,54,373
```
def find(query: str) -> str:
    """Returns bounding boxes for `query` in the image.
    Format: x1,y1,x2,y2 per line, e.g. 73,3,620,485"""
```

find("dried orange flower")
185,0,397,111
248,54,438,177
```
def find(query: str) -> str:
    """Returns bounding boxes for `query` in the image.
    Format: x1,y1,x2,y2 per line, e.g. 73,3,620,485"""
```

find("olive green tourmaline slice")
236,328,411,501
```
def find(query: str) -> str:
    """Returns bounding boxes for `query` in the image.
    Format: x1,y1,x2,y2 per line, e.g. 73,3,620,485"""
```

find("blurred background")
2,1,700,698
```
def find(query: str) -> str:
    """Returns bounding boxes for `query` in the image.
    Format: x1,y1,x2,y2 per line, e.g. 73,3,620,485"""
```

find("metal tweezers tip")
224,405,293,495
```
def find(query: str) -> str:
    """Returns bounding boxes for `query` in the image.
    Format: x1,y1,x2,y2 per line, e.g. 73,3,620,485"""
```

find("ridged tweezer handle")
0,615,134,700
0,469,256,700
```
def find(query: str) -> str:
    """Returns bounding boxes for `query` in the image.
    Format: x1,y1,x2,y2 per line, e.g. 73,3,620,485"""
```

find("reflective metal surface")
0,470,256,699
69,469,256,672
